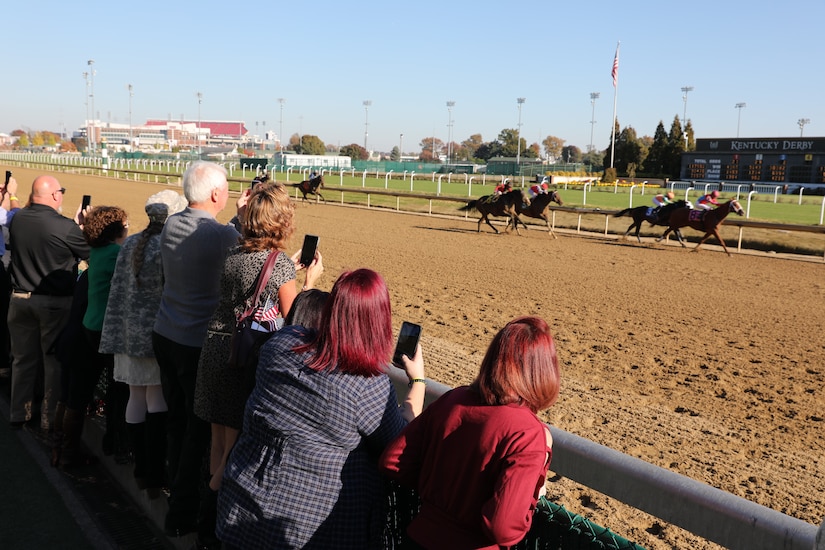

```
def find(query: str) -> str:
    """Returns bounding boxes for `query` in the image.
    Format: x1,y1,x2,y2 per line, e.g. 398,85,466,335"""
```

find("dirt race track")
14,167,825,549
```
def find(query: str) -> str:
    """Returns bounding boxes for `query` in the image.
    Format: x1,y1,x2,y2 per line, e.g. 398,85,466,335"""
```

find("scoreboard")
681,137,825,184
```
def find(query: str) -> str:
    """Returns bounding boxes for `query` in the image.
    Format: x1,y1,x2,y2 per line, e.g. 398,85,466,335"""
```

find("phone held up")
299,234,319,267
81,195,92,211
4,170,11,186
393,321,422,367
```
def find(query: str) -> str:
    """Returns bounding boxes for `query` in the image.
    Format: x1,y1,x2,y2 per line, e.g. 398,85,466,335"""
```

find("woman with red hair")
217,268,425,549
379,316,561,550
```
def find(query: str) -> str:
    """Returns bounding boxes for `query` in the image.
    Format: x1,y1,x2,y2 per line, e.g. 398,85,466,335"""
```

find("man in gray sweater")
152,161,244,539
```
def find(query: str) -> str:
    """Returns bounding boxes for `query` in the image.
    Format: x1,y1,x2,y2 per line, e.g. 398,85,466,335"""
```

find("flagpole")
610,41,620,169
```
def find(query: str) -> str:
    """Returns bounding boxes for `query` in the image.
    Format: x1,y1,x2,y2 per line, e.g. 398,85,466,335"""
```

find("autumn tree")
542,135,565,161
419,137,444,162
461,134,483,160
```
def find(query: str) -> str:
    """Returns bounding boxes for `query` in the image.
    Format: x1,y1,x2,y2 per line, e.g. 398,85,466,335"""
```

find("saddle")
645,207,659,223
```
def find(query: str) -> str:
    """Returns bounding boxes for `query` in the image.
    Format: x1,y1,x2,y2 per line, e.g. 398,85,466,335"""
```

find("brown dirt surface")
13,167,825,549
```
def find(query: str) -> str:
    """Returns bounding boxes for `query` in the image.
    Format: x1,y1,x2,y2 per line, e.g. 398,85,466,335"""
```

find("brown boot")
60,408,97,467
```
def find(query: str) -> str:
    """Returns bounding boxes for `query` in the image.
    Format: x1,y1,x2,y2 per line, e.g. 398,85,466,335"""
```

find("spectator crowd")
2,162,561,550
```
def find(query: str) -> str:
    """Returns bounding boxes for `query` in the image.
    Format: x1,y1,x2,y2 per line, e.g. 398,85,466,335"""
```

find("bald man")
8,175,89,432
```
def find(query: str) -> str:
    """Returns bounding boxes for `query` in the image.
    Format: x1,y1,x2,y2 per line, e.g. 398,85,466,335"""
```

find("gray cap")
145,189,187,223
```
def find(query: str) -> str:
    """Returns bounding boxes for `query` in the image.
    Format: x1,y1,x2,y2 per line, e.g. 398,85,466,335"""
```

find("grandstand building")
77,119,277,151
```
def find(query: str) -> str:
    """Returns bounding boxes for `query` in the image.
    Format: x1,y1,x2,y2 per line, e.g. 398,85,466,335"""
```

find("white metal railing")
386,368,823,550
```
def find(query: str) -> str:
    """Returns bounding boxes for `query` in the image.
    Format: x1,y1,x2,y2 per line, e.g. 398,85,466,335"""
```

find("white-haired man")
152,161,245,540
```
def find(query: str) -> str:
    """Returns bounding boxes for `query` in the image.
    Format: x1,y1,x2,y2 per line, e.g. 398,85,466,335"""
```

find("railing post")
628,184,637,208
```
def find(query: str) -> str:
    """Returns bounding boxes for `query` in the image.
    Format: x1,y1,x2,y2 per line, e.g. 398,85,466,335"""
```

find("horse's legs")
513,214,528,236
657,228,671,242
674,229,687,247
480,213,498,233
542,214,558,239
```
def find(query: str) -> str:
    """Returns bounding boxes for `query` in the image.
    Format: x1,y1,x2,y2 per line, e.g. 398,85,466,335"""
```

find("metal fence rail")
385,370,823,550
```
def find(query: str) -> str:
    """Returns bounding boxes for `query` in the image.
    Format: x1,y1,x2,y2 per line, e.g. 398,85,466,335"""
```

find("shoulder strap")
241,251,279,317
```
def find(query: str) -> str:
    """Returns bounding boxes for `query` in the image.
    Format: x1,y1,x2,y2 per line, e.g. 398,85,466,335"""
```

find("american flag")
611,44,620,88
253,296,280,331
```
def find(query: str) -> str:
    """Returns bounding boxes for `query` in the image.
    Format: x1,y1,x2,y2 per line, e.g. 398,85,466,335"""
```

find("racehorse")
515,190,564,238
291,174,324,202
658,199,744,256
614,200,688,243
458,189,530,235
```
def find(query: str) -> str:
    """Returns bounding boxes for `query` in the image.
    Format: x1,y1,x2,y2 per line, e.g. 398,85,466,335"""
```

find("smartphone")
4,170,10,185
82,195,92,210
393,322,422,366
299,234,319,267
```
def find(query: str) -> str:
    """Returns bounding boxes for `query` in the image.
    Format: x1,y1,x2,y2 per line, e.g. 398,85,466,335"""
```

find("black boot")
127,422,148,490
144,411,168,500
51,402,66,467
195,484,220,550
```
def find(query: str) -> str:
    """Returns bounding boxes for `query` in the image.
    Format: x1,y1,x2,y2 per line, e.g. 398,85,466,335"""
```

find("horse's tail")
458,201,477,212
614,208,632,218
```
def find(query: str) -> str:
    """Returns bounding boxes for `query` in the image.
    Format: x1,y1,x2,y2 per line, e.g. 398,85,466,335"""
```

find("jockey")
528,180,551,199
494,179,512,196
309,170,319,180
652,191,675,208
695,189,720,210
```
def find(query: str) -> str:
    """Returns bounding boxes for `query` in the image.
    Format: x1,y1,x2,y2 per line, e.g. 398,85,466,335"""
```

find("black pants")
152,331,210,528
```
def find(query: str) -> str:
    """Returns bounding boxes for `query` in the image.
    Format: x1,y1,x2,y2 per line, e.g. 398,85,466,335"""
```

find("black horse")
613,200,688,243
514,190,564,238
458,190,530,235
291,174,324,202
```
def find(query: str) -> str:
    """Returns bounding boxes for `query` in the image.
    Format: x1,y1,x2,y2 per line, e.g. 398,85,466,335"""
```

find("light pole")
681,86,693,124
128,84,133,151
589,92,600,152
399,133,403,159
196,91,203,157
82,71,90,153
798,118,811,137
363,100,372,152
446,101,455,165
735,102,746,138
277,98,285,151
88,59,96,155
516,97,525,166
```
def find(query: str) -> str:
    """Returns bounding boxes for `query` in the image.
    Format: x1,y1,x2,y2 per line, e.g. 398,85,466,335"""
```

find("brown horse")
291,174,324,202
658,199,744,256
458,189,530,235
614,200,688,243
515,190,564,238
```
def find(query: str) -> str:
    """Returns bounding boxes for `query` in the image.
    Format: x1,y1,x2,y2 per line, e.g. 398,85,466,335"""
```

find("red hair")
472,316,560,413
296,269,393,376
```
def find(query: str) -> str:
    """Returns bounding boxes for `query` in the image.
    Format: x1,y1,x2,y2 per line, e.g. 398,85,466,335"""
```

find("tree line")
287,115,694,180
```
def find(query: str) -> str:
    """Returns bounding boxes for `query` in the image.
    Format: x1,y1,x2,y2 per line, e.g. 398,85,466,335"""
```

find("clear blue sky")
3,0,823,154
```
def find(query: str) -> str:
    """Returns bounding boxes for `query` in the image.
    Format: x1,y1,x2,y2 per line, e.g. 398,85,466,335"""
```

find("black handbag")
228,252,280,370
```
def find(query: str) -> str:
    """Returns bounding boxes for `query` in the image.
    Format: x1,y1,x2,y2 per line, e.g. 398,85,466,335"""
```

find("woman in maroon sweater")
379,316,560,549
